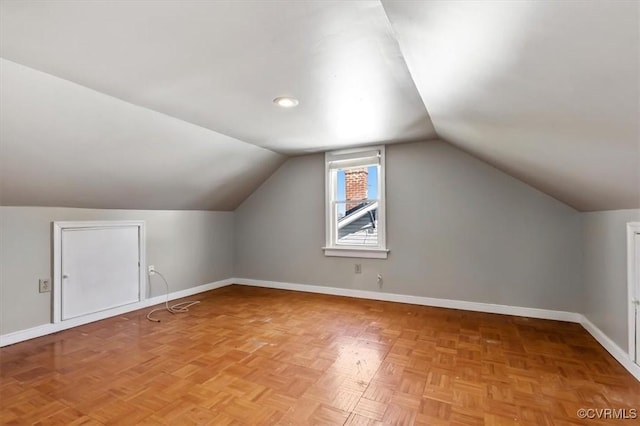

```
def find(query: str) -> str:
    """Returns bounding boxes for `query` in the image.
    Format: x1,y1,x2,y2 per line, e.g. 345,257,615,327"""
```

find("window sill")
322,247,389,259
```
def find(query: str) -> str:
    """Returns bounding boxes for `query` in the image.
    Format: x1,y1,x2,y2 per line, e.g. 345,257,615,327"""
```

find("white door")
61,226,140,320
635,232,640,363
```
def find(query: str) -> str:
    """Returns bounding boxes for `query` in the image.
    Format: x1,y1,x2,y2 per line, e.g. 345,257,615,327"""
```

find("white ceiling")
382,0,640,211
0,59,284,210
0,0,638,211
0,0,435,154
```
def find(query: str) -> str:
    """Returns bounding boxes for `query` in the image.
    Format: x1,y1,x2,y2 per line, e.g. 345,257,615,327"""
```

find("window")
323,146,388,259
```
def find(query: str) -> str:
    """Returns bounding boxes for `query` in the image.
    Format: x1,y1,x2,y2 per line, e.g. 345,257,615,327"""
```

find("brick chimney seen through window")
345,168,368,214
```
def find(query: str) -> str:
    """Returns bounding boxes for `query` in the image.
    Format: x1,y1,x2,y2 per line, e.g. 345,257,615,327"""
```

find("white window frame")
323,145,388,259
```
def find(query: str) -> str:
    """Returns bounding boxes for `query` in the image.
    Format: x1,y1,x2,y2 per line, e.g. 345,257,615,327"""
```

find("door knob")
63,274,69,279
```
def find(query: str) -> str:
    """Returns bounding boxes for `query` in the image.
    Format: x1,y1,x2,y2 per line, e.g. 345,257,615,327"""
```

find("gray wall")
235,140,583,312
583,209,640,349
6,142,634,354
0,206,234,334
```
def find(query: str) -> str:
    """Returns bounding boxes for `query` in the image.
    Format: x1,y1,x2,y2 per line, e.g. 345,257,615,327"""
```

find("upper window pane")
336,165,378,202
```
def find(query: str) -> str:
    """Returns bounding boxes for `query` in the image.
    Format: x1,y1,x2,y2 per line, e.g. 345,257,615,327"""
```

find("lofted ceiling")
0,59,285,210
0,0,638,211
382,0,639,211
0,0,435,154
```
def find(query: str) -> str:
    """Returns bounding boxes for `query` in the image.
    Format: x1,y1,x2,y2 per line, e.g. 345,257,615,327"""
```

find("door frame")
627,222,640,362
52,220,146,323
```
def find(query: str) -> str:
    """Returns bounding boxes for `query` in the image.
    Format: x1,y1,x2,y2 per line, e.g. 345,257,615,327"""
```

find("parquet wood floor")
1,285,639,425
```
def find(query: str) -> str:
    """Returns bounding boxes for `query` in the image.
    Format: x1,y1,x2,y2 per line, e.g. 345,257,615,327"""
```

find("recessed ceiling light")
273,96,299,108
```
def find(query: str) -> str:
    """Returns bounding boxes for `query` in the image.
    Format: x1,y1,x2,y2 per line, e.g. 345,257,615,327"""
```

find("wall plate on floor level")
39,278,51,293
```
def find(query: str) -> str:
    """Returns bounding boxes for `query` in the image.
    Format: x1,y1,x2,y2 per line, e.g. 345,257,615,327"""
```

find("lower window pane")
335,200,379,246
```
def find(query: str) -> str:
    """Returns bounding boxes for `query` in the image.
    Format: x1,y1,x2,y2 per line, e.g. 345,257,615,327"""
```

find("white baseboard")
580,316,640,381
0,278,234,347
233,278,581,323
145,277,234,305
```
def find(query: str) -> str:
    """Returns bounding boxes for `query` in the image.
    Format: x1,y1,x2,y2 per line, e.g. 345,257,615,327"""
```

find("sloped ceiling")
0,59,285,210
1,0,638,211
0,0,435,154
382,0,640,211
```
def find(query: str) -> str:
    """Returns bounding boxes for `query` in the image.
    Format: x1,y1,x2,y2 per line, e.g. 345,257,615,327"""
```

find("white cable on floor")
146,270,200,322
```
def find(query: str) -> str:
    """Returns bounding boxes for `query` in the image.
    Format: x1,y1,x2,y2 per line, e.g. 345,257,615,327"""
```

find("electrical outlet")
377,274,383,287
148,265,155,275
355,264,362,274
39,278,51,293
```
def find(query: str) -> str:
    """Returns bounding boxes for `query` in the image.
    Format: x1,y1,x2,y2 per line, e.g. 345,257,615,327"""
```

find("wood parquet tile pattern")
1,285,639,425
